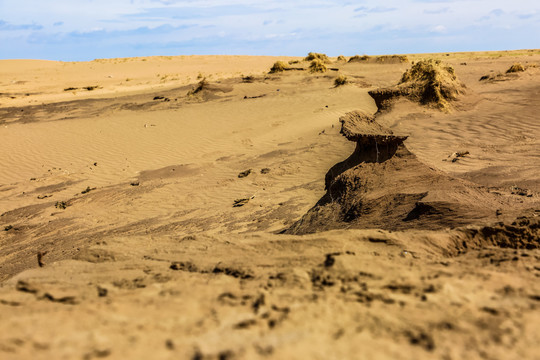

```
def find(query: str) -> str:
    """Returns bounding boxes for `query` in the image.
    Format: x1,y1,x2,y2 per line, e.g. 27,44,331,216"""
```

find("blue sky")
0,0,538,61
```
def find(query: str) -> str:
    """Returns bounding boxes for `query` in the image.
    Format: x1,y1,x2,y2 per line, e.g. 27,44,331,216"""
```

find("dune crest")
286,109,505,234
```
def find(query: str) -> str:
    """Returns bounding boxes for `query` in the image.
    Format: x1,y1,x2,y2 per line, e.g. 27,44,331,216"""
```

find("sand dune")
0,50,539,359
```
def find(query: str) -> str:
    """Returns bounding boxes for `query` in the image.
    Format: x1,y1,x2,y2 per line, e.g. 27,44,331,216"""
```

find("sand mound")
334,74,348,87
506,63,525,73
185,78,233,100
369,59,466,111
309,59,327,73
269,61,289,73
285,110,507,235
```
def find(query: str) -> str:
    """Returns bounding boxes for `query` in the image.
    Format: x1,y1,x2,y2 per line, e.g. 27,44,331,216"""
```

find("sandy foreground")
0,51,539,359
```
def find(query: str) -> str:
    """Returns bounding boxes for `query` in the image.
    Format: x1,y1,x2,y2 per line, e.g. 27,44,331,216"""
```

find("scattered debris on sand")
444,150,470,162
510,186,533,197
334,74,348,87
81,186,96,194
233,198,250,207
237,169,252,178
243,94,266,99
83,85,100,91
187,78,209,96
37,251,48,267
54,201,68,209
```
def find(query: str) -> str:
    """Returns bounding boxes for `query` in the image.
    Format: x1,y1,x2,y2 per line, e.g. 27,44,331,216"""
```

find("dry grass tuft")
269,61,289,74
369,59,465,112
506,63,525,73
397,59,464,110
309,59,327,73
336,55,347,62
288,60,301,65
304,52,330,63
187,78,208,96
334,74,348,87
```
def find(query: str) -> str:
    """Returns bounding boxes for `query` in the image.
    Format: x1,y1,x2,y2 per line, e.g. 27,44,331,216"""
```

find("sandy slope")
0,51,539,359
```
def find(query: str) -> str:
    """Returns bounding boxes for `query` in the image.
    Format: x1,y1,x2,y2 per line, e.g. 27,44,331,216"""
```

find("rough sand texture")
1,51,540,359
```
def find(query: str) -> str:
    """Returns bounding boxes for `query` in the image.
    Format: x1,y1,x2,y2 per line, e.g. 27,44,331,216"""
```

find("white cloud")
0,0,539,60
432,25,447,33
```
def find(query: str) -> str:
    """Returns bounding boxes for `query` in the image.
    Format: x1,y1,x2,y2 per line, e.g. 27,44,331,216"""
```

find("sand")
0,50,539,359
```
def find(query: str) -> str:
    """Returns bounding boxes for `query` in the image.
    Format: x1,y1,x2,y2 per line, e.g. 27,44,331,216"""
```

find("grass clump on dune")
309,59,327,73
336,55,347,62
304,52,330,63
398,59,464,110
369,59,465,112
506,63,525,73
269,61,289,74
334,74,348,87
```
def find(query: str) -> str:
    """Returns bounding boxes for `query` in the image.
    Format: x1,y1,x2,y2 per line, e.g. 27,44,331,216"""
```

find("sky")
0,0,538,61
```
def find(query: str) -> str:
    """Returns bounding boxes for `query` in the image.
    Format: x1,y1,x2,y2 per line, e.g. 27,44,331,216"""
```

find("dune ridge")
286,109,537,234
